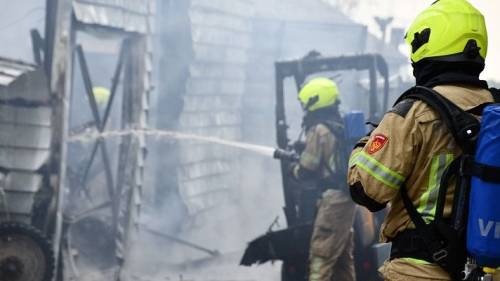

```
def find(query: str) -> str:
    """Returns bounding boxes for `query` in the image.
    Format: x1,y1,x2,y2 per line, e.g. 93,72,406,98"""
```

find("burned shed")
47,0,155,279
149,0,405,271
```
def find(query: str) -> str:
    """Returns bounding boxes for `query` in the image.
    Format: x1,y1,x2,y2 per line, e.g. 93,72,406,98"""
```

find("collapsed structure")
150,0,408,266
0,0,154,280
0,0,410,280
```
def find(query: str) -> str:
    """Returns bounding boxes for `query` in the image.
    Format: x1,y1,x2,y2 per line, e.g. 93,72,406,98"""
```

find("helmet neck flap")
413,59,488,89
302,104,342,132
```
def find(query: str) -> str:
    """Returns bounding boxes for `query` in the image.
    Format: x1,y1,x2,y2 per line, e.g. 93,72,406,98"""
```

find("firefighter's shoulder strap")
395,86,481,153
490,87,500,103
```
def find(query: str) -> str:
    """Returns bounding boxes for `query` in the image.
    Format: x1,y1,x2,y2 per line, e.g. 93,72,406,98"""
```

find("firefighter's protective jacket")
293,123,349,204
348,85,494,242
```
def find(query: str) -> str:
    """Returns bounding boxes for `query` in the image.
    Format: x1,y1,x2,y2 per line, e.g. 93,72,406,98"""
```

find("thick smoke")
2,1,499,281
0,0,45,62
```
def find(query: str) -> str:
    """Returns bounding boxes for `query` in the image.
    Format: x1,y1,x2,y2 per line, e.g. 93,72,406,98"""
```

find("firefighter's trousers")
309,190,356,281
380,257,500,281
380,258,451,281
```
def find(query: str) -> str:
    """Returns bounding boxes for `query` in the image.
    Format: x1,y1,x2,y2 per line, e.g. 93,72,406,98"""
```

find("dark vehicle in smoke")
241,53,391,281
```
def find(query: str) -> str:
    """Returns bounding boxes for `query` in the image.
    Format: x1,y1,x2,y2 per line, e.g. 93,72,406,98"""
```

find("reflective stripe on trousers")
310,257,324,281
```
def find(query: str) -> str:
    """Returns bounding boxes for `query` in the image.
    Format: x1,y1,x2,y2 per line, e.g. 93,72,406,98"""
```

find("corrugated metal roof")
0,57,36,87
73,0,153,34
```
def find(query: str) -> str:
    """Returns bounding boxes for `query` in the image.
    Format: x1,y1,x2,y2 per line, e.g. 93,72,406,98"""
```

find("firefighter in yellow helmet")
92,86,111,109
347,0,498,280
291,77,356,281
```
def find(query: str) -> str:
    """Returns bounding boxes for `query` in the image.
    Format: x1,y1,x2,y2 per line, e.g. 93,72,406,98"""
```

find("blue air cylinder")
467,105,500,268
343,111,367,142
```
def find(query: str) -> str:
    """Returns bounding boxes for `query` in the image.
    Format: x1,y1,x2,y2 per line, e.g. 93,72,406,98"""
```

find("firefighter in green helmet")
291,77,356,281
347,0,497,280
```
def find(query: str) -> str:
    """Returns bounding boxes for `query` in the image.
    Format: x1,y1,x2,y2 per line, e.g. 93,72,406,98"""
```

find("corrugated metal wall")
154,0,372,235
0,65,51,224
174,0,255,221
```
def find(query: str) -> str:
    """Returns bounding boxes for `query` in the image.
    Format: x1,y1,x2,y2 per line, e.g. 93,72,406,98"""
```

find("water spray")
68,128,280,158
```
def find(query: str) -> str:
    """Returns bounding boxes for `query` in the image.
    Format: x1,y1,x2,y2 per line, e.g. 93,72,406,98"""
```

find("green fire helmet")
405,0,487,63
298,78,339,112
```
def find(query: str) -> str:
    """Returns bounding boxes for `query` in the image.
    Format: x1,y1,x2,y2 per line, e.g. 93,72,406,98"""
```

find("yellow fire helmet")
298,77,339,112
405,0,487,64
92,86,111,106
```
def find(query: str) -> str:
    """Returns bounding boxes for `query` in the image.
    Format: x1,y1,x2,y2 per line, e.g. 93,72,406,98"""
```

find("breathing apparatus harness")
390,86,500,281
302,106,349,192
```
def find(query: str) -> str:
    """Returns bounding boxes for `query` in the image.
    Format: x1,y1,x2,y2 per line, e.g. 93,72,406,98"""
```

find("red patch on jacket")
367,134,388,154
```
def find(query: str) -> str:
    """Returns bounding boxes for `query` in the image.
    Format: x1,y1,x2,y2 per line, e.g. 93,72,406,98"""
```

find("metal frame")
17,1,152,280
30,29,45,66
64,30,145,278
72,44,127,222
41,1,152,279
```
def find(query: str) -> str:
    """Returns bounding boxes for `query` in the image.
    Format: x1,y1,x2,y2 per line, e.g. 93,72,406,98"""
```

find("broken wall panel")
192,45,249,65
182,95,242,113
189,9,252,33
0,105,51,127
190,0,254,18
179,111,241,129
3,172,43,193
181,174,234,197
186,78,246,96
73,0,151,33
170,0,254,221
149,0,262,260
180,127,242,142
0,60,51,224
0,124,52,149
189,63,246,80
179,0,253,217
179,160,231,182
192,28,252,48
186,187,237,216
0,68,50,102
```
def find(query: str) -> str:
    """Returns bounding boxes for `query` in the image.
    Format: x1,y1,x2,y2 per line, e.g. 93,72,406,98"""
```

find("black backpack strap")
319,122,349,191
400,163,467,279
435,157,461,224
399,185,448,262
466,88,500,116
396,86,480,153
490,88,500,103
460,155,500,184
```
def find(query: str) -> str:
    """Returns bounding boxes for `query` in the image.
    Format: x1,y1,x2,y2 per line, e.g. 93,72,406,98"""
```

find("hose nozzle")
273,149,299,161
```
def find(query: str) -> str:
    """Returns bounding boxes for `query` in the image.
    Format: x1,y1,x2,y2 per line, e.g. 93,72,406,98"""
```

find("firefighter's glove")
273,149,300,162
292,140,306,154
